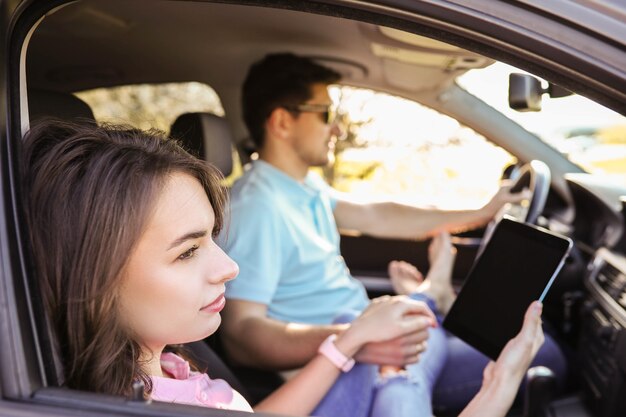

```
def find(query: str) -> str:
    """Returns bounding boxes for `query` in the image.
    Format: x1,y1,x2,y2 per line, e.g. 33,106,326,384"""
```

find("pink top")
150,352,253,412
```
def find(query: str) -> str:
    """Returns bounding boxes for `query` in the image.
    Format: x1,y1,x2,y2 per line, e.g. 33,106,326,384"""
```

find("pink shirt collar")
150,352,252,412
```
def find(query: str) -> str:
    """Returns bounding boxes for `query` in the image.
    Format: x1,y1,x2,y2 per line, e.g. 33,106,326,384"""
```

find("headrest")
28,89,95,122
170,113,233,177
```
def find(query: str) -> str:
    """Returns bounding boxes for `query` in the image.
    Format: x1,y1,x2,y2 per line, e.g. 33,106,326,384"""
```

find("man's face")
290,83,341,167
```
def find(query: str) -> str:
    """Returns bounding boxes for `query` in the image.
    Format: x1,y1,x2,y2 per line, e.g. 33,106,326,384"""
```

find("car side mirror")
508,73,573,112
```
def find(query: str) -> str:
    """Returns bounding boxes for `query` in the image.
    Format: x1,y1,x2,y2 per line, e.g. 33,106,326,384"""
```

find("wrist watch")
318,334,355,372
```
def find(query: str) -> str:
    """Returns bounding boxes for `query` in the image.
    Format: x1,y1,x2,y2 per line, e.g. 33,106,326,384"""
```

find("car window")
76,82,224,130
458,62,626,184
76,82,243,182
324,85,516,209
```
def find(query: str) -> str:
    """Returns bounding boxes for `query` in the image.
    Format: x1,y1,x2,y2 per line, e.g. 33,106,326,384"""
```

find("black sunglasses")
284,103,336,125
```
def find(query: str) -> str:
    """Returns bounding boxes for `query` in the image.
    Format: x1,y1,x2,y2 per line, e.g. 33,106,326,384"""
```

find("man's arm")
220,298,430,370
333,183,525,239
220,299,347,370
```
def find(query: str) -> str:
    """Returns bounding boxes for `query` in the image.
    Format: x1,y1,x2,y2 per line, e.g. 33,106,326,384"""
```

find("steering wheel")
477,160,551,255
502,160,551,225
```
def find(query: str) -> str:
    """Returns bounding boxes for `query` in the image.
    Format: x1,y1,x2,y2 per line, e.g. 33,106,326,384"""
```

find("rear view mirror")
508,73,572,112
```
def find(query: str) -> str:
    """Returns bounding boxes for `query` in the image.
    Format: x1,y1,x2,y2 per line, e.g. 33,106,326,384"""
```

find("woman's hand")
336,295,436,359
460,301,545,417
484,301,544,386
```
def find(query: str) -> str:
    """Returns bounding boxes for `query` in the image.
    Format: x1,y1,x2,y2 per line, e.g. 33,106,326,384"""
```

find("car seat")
170,112,285,405
170,112,234,177
28,89,95,123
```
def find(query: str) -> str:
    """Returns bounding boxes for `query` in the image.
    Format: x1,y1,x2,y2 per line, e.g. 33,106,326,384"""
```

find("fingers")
400,330,430,346
356,336,429,366
499,183,532,203
404,341,428,364
520,301,545,352
357,296,436,343
520,301,543,341
400,313,436,334
396,338,430,363
374,294,436,322
370,294,392,304
396,299,437,327
482,302,545,392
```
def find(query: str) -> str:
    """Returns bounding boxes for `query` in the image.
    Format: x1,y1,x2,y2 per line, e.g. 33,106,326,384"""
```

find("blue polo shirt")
219,160,369,324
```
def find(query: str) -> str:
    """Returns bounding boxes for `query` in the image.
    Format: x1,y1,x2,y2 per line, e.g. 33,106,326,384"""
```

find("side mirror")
508,73,573,112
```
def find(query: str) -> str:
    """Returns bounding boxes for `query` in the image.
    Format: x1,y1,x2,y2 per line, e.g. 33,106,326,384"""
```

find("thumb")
520,301,543,339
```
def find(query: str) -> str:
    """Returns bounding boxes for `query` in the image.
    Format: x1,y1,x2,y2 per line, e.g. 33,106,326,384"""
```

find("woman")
22,120,544,416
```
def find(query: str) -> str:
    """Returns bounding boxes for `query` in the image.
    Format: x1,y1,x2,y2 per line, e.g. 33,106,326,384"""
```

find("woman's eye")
178,245,199,261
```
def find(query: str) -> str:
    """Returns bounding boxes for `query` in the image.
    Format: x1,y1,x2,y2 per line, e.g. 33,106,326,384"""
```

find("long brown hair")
21,120,227,397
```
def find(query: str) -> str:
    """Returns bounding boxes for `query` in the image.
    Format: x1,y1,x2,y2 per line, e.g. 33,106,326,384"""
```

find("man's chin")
320,151,335,167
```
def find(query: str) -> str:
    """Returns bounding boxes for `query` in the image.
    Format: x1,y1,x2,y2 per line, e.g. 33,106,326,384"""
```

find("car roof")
27,1,491,139
24,0,626,143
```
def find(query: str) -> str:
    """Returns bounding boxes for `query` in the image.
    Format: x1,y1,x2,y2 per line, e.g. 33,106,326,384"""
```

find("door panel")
340,233,481,298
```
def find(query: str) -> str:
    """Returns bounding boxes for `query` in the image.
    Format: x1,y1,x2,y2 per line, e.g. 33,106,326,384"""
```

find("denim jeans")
312,294,446,417
311,293,567,416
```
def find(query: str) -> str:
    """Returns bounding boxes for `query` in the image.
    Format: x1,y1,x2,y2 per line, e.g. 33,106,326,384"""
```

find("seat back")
28,89,95,123
170,112,233,176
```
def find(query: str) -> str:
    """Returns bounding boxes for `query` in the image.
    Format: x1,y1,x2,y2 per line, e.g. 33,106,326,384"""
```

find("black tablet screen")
442,217,572,360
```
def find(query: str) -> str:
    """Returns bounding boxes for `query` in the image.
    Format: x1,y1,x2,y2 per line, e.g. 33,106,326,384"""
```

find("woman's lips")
201,293,225,313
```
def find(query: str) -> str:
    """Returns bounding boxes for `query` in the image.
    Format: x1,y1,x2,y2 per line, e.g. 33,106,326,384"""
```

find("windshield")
457,63,626,184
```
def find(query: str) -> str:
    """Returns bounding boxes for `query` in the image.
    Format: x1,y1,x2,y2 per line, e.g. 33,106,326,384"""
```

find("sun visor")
380,58,451,91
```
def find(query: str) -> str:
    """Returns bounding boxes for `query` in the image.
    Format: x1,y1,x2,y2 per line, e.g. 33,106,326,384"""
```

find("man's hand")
354,332,429,366
482,181,531,219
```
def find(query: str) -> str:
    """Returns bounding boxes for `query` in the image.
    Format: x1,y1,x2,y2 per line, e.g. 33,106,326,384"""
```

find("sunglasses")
284,103,336,125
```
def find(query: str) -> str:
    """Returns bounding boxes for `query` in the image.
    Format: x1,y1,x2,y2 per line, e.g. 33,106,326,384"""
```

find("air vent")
597,262,626,307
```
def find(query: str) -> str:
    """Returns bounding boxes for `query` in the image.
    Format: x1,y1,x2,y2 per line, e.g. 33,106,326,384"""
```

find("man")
219,53,566,413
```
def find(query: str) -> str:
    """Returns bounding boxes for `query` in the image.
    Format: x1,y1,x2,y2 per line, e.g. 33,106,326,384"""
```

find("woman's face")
119,172,238,352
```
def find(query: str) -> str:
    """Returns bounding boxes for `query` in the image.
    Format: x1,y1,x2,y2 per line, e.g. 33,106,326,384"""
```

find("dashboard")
564,174,626,254
555,174,626,417
580,249,626,417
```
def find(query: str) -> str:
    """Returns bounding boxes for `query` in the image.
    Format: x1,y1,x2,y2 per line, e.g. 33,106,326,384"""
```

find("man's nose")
330,121,343,138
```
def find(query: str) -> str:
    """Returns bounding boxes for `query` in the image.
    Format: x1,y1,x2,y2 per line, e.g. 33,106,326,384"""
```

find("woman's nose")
209,245,239,284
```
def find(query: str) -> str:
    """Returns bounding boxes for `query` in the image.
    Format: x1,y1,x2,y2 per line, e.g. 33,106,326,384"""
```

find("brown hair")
21,120,226,396
242,53,340,148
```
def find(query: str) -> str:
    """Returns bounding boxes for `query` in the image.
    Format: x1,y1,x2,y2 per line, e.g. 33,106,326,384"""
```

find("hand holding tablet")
443,217,572,360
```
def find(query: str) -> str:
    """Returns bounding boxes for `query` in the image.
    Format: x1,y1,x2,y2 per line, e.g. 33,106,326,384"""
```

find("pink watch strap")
318,334,355,372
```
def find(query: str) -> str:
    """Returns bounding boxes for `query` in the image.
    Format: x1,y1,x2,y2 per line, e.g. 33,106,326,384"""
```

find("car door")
1,1,625,417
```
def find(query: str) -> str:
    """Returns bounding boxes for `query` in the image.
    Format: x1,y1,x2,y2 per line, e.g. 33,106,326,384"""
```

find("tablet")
442,217,572,360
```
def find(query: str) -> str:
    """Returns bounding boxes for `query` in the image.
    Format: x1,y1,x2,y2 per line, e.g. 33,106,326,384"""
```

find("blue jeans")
432,328,567,414
313,294,446,417
311,294,567,416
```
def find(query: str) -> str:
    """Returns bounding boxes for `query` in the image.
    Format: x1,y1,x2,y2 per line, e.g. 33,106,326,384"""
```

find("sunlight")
328,86,515,209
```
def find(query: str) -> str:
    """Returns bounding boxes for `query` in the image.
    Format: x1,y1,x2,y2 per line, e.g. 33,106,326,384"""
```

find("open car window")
1,1,625,417
327,85,516,209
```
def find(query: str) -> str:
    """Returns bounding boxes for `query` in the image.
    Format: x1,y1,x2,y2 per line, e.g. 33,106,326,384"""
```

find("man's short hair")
242,53,341,148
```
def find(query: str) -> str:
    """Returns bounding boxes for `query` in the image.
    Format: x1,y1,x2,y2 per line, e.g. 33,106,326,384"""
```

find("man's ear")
266,107,294,142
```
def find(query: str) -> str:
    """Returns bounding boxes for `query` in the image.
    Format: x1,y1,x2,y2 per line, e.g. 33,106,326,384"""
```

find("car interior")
3,1,626,417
